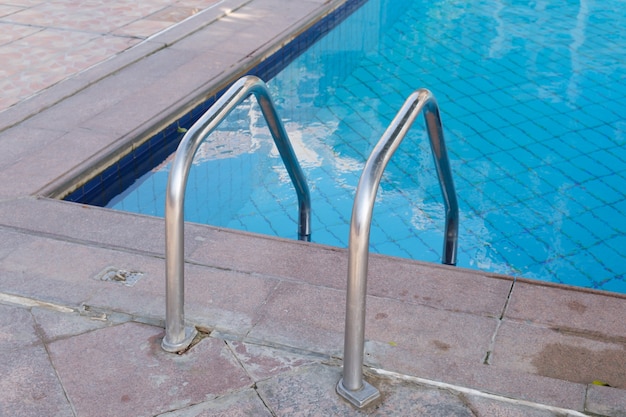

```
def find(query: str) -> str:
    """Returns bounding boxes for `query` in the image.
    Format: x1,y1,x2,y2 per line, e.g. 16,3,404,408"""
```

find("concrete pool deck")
0,0,625,416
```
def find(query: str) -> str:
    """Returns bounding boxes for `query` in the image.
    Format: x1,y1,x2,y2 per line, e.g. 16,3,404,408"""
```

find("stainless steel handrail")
337,89,459,407
162,75,312,352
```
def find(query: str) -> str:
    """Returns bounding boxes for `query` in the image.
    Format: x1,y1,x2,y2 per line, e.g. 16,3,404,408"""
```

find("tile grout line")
29,309,79,417
242,278,284,340
482,277,515,365
222,341,279,416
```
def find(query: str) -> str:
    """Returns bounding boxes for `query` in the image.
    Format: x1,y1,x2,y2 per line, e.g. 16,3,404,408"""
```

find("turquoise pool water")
107,0,626,293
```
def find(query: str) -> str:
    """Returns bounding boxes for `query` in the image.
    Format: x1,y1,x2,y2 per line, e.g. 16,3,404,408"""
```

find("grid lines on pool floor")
392,0,625,289
277,0,626,290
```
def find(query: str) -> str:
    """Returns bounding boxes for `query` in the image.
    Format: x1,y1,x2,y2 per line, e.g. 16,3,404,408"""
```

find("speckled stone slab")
48,322,251,417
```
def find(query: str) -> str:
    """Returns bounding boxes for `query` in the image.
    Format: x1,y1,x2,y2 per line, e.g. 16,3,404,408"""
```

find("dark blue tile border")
65,0,367,206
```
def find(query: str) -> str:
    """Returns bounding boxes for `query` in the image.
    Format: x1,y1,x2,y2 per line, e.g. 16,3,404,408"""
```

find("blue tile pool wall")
103,0,626,293
64,0,368,206
65,91,218,206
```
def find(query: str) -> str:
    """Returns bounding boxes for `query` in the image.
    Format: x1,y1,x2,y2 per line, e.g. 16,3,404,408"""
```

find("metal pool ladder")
337,89,459,407
161,75,312,352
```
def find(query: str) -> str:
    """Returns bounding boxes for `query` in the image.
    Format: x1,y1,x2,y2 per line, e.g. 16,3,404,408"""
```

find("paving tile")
261,361,582,416
0,36,166,128
38,245,163,318
176,0,224,6
250,0,329,25
506,281,626,339
144,0,249,47
191,230,512,317
157,48,243,94
22,52,181,132
0,226,223,327
6,201,506,330
0,199,230,265
256,362,474,416
227,341,319,381
364,295,497,364
491,320,626,389
585,385,626,417
248,281,346,355
0,27,139,111
0,198,169,255
0,0,330,118
0,342,74,417
0,243,100,307
77,88,186,138
0,30,95,79
0,85,21,110
0,303,40,349
114,18,173,38
0,228,33,261
463,366,587,411
367,255,512,316
170,0,321,61
0,235,145,307
3,1,166,33
0,75,88,132
78,58,231,138
0,8,25,24
61,35,140,71
464,395,572,417
190,232,348,289
89,261,279,335
0,124,67,164
248,279,498,368
31,306,109,342
171,16,268,56
365,346,587,411
0,128,117,197
20,88,133,134
148,6,202,23
183,265,279,335
48,322,252,417
156,387,273,416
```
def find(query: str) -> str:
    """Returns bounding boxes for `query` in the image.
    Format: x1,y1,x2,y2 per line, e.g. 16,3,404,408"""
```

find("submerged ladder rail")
162,75,311,352
337,89,459,407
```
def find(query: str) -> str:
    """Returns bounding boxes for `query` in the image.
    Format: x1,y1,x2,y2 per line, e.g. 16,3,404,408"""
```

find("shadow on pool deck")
0,0,624,416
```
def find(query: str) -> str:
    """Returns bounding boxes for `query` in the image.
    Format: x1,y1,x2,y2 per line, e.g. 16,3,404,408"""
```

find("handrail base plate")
161,325,198,353
337,378,381,408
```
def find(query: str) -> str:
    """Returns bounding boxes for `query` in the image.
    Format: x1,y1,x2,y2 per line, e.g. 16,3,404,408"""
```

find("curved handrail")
337,89,459,407
162,75,312,352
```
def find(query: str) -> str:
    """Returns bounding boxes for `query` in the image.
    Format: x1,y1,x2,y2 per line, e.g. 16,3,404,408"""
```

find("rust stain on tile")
566,300,588,314
432,340,451,352
375,312,388,320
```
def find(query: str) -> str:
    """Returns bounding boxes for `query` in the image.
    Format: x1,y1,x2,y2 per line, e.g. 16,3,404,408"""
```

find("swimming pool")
102,0,625,293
